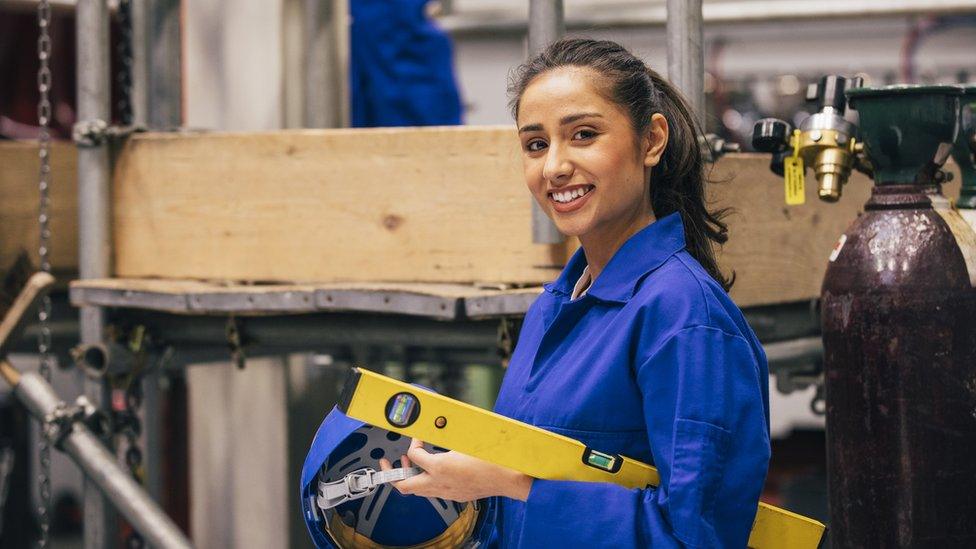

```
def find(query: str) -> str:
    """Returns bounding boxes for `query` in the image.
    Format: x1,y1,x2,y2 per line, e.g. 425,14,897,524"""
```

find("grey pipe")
71,342,137,379
145,0,183,128
76,3,111,282
440,0,976,34
763,336,823,365
15,372,193,549
666,0,705,127
528,0,564,245
528,0,563,56
77,0,115,546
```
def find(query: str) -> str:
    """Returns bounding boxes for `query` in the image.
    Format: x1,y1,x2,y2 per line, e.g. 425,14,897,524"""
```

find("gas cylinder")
821,85,976,547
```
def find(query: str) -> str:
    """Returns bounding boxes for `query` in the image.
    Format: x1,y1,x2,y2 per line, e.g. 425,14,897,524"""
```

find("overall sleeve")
517,326,771,548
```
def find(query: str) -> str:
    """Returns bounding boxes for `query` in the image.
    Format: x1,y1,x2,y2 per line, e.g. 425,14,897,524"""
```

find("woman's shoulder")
629,251,751,341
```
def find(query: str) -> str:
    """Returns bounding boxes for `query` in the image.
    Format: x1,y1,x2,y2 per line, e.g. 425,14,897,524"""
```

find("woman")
380,38,770,548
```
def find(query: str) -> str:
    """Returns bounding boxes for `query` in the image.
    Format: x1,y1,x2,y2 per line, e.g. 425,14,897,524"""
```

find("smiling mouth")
548,185,595,204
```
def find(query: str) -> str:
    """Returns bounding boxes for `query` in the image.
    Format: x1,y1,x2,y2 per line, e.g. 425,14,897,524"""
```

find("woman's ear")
642,113,669,168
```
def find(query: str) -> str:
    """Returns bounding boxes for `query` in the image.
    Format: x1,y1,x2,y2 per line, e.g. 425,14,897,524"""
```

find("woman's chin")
551,221,590,239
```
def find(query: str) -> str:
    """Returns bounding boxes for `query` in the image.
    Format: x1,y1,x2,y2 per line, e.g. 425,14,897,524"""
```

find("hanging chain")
115,0,134,126
36,1,54,547
119,327,149,549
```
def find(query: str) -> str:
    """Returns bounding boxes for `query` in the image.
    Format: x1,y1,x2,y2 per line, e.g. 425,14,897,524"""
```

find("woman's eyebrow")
518,123,543,134
518,112,603,134
559,112,602,125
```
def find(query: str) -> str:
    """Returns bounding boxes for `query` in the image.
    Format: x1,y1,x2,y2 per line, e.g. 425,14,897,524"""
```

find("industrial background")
1,0,975,547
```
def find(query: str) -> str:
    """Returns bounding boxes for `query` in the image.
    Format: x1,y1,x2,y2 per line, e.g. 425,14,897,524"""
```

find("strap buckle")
316,466,422,510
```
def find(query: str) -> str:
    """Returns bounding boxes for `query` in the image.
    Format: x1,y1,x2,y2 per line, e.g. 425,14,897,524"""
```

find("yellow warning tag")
784,156,805,206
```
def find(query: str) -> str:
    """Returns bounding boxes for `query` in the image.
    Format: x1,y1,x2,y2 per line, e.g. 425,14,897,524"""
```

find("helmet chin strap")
317,466,423,510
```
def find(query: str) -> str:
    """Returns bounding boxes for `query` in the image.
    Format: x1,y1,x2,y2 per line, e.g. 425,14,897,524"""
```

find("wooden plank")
113,127,570,286
0,140,79,275
111,127,961,307
716,158,960,306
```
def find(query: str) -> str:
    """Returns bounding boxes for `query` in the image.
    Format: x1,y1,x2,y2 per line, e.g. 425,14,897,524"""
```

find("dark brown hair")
508,37,733,291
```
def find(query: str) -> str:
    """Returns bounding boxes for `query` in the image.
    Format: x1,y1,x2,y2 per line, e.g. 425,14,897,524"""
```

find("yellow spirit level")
337,368,825,549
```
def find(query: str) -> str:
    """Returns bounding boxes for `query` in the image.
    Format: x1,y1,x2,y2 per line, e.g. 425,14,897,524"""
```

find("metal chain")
35,1,54,547
120,328,147,549
115,0,134,126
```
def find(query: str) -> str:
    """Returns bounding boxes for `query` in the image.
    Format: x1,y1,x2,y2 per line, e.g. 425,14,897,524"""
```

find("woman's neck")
580,209,656,282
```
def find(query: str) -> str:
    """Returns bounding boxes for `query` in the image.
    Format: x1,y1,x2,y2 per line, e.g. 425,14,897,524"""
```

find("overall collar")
544,212,687,304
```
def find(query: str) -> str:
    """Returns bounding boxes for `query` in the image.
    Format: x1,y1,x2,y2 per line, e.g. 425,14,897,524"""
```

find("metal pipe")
303,0,344,128
763,336,823,365
77,0,115,546
14,371,193,549
123,312,502,350
129,0,149,127
438,0,976,34
667,0,705,127
528,0,564,245
145,0,183,128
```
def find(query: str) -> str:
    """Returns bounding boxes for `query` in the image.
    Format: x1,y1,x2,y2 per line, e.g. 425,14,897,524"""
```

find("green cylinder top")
847,84,963,185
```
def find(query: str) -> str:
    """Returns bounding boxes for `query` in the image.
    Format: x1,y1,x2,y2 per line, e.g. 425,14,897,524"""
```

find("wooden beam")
0,140,79,276
715,159,960,306
114,127,572,285
111,127,960,307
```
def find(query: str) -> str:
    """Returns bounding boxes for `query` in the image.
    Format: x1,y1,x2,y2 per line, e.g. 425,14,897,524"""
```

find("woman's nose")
542,146,573,182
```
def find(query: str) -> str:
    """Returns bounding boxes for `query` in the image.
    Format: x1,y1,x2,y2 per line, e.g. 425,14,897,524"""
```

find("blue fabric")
301,406,366,490
300,406,366,548
492,212,771,548
350,0,463,127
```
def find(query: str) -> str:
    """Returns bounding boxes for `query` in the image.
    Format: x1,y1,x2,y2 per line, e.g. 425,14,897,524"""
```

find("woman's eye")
573,129,597,140
525,140,547,152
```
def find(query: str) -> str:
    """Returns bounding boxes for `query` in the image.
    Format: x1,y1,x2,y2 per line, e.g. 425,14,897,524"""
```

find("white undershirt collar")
570,265,592,301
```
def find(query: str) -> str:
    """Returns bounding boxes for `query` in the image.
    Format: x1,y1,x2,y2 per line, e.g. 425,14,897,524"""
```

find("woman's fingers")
406,438,435,469
376,440,437,496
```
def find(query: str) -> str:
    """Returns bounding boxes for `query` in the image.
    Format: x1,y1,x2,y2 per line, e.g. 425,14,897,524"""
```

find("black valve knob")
752,118,792,153
808,75,864,114
770,150,789,177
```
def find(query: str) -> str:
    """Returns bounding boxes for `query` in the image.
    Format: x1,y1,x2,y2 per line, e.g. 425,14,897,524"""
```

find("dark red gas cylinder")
821,85,976,548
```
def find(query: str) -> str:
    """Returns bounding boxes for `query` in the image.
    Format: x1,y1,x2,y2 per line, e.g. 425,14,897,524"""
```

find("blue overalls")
350,0,463,127
492,213,771,548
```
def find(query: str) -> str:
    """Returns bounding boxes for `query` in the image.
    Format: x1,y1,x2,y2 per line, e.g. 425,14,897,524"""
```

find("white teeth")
551,187,592,204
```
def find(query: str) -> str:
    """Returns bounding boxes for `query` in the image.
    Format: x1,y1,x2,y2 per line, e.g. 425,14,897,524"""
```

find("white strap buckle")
316,466,422,510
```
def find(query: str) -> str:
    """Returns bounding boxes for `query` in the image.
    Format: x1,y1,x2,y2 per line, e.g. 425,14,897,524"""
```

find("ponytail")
644,69,733,291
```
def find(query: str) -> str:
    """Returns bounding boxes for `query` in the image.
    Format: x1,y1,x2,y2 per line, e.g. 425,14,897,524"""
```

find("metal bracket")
42,395,110,449
496,316,522,366
72,119,109,147
225,316,248,369
72,120,146,147
702,133,741,163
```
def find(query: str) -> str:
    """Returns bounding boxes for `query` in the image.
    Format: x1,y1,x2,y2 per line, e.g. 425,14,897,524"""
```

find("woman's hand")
378,438,533,502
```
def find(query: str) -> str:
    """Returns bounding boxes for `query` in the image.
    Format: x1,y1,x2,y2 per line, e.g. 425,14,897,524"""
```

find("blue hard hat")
300,405,495,548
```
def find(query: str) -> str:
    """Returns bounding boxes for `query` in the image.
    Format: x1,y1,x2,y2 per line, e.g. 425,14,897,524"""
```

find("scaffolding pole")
76,0,115,546
527,0,564,245
666,0,705,127
1,364,194,549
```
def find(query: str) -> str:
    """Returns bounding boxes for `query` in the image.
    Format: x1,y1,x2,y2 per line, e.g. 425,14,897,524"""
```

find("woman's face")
516,66,667,243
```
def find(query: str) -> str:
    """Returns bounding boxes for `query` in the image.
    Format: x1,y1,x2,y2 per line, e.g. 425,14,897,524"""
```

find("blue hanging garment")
350,0,463,127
